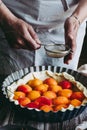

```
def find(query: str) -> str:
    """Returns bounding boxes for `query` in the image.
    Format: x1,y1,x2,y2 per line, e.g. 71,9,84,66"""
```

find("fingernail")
35,38,41,44
64,60,70,64
34,43,41,50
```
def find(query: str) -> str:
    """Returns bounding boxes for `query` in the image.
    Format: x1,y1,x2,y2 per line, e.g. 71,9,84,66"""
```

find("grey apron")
0,0,86,75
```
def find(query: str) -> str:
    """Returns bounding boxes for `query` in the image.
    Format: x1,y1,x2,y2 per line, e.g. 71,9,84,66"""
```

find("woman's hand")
2,18,41,50
0,1,41,50
64,16,80,64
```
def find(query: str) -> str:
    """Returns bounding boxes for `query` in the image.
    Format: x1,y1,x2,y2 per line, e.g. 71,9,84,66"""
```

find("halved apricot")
18,97,31,106
28,78,43,88
27,90,41,101
54,104,68,111
70,99,81,107
17,84,32,94
43,91,57,99
48,85,62,93
13,91,25,100
35,84,48,93
35,96,52,107
58,89,72,98
27,102,39,109
59,80,72,89
70,91,85,101
43,78,57,86
53,96,69,105
40,105,53,112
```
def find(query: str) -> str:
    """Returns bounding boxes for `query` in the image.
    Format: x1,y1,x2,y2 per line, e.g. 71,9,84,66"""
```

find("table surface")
0,75,87,130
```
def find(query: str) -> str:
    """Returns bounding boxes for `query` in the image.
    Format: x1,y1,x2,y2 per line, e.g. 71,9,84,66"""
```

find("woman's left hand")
64,16,80,64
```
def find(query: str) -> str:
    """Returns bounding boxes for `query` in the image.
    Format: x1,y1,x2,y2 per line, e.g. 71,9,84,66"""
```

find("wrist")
0,2,18,27
70,15,81,26
70,10,85,26
6,15,18,27
71,15,81,25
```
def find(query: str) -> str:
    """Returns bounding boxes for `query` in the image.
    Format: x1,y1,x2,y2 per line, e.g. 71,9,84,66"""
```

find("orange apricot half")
70,91,85,101
43,78,57,86
58,89,72,98
53,96,69,105
54,104,68,111
35,84,48,93
18,97,31,106
70,99,81,107
40,105,53,112
43,91,57,99
28,78,43,88
13,91,25,100
27,90,41,101
48,85,62,93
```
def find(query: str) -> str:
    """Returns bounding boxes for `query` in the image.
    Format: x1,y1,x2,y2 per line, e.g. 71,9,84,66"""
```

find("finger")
65,33,74,47
11,38,26,49
64,39,76,64
28,27,41,47
28,26,41,44
17,38,34,50
23,31,41,49
16,37,40,50
17,38,25,46
64,50,74,64
26,35,40,49
68,37,76,52
13,42,32,50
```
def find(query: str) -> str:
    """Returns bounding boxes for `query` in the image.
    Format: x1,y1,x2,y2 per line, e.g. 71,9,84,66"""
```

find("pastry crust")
6,71,87,111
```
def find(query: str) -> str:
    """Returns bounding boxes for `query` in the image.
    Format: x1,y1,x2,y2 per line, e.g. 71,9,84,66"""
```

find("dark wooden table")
0,75,87,130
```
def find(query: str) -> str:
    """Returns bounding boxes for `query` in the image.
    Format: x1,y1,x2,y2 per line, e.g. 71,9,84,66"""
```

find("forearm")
0,0,17,26
71,0,87,24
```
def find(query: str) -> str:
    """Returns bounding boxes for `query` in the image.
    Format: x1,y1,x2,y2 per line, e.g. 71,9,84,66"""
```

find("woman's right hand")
0,1,41,50
2,18,41,50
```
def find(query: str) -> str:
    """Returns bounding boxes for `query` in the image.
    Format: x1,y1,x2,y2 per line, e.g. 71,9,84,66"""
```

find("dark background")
78,23,87,67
